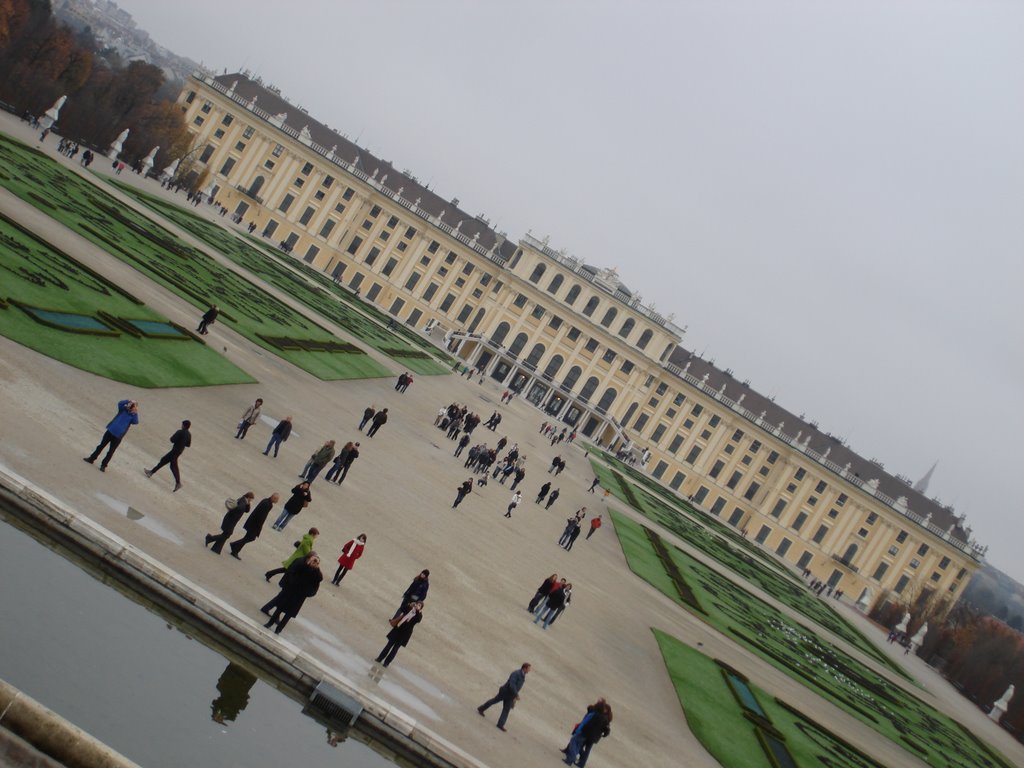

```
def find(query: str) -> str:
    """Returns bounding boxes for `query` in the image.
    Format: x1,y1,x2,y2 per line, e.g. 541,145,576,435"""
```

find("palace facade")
177,71,985,612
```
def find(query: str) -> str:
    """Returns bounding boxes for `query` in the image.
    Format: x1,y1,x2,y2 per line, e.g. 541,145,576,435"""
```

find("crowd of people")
79,355,612,763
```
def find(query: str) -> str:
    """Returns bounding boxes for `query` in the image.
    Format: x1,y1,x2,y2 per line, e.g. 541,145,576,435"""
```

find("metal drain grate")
309,680,363,727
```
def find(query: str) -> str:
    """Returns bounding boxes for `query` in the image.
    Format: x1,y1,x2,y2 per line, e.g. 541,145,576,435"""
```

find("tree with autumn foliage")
0,0,190,170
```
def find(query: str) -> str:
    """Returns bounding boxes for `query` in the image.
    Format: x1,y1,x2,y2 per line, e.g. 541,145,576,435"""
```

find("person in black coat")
227,493,279,557
527,574,560,612
197,305,219,335
261,552,323,634
375,601,423,667
145,420,192,491
272,483,312,530
452,479,473,508
366,408,389,437
535,481,551,504
393,570,430,618
206,492,255,554
263,416,293,458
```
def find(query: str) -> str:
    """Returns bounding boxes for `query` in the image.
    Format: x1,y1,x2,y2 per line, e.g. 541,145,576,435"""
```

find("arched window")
661,343,674,362
525,343,545,367
248,175,265,196
508,333,529,357
582,296,599,317
547,274,564,294
621,401,639,425
597,388,617,411
579,376,600,401
543,354,564,378
563,366,582,391
842,544,858,563
468,308,486,333
600,307,617,328
637,329,653,350
508,250,522,269
491,322,511,346
565,285,581,305
619,318,635,338
528,264,546,283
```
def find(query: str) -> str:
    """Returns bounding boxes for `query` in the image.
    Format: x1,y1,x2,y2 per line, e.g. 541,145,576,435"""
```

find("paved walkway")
1,114,1021,768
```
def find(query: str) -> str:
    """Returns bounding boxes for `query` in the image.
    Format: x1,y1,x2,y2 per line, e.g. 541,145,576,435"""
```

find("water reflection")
211,662,258,725
0,511,400,768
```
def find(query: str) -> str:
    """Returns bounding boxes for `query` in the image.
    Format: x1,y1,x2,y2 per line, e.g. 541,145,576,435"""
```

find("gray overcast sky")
118,0,1024,581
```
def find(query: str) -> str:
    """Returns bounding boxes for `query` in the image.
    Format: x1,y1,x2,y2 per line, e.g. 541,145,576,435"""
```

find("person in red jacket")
586,515,603,540
332,534,367,585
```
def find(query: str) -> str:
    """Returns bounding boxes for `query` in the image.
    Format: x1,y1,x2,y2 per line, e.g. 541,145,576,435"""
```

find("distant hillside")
54,0,200,84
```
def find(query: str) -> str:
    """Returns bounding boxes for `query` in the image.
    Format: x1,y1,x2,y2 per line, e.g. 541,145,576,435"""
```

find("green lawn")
243,233,457,369
107,182,451,375
590,458,897,670
0,212,252,387
0,132,389,381
655,630,887,768
614,512,1012,768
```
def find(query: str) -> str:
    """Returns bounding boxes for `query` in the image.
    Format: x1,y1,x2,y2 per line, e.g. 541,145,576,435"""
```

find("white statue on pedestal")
910,622,928,646
140,146,159,176
107,128,129,160
39,95,66,131
160,158,180,181
894,612,910,634
989,684,1015,723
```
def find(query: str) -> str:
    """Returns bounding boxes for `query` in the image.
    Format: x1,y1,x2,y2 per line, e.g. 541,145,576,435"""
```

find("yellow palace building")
178,70,985,613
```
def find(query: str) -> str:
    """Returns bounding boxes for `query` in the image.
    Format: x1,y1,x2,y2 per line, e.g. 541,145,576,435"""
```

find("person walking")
84,399,139,471
261,552,323,634
263,416,292,458
533,582,569,629
535,482,551,505
144,420,191,491
586,515,603,540
558,517,580,547
197,305,219,335
226,493,279,558
587,477,600,493
375,601,423,667
564,522,583,551
452,478,474,508
264,527,320,582
235,399,263,439
272,482,312,531
505,491,522,518
335,441,360,484
527,574,559,612
477,663,531,732
331,534,367,585
455,433,471,457
563,700,612,767
206,491,255,554
367,408,389,437
358,406,375,432
325,441,354,483
544,488,561,510
300,440,336,482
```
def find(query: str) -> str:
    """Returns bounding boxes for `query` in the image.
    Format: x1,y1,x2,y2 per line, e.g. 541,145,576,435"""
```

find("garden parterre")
108,182,451,376
0,211,252,387
0,133,389,381
613,511,1013,768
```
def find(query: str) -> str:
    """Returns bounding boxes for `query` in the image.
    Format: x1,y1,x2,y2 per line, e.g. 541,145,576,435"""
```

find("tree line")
872,592,1024,734
0,0,191,169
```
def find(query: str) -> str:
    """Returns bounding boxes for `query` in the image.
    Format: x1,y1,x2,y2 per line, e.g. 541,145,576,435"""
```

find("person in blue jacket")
84,399,139,471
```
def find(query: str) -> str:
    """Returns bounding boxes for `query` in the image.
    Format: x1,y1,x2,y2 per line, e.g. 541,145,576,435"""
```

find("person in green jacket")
264,527,320,582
